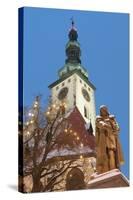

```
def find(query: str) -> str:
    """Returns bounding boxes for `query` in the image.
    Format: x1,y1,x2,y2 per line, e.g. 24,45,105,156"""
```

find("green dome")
58,21,88,80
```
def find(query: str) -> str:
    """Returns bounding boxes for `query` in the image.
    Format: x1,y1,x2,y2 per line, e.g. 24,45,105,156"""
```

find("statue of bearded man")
96,105,124,174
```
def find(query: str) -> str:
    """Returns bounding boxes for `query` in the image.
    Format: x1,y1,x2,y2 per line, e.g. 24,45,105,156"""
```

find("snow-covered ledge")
87,169,129,189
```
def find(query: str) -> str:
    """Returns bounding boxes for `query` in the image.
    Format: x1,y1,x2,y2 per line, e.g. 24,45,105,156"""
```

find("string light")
77,136,80,140
64,129,68,133
74,132,77,136
46,111,50,115
80,143,83,147
70,130,72,133
30,120,34,124
27,131,30,135
29,112,34,117
34,101,38,105
26,122,29,125
69,174,72,177
62,102,67,108
80,155,83,159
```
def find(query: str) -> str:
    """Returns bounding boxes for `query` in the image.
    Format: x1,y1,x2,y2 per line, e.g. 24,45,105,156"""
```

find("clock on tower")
48,20,96,134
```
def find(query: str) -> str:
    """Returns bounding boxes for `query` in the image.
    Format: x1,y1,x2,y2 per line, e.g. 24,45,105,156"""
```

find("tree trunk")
32,169,42,192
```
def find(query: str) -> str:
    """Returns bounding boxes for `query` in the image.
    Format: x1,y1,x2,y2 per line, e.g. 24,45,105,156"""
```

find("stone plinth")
88,169,129,189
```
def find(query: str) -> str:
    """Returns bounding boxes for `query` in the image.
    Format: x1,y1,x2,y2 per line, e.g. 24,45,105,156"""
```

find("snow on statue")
96,105,124,174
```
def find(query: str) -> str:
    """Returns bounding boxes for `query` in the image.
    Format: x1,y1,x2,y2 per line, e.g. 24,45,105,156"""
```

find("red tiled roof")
48,107,95,159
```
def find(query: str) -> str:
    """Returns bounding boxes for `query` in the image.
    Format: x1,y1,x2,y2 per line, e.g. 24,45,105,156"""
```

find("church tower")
49,20,96,134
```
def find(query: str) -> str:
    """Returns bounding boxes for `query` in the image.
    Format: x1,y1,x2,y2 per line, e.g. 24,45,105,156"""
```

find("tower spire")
71,17,74,28
66,19,81,64
68,18,78,41
58,20,89,79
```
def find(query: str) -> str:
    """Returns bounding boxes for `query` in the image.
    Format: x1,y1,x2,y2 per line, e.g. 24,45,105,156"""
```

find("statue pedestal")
88,169,129,189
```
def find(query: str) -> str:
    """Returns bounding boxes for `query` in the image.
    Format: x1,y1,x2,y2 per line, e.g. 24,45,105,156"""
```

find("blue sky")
22,7,129,178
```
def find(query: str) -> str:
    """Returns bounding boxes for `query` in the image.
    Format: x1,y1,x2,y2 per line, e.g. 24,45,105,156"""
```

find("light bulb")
74,132,77,136
77,137,80,140
27,131,30,135
80,155,83,159
80,143,83,147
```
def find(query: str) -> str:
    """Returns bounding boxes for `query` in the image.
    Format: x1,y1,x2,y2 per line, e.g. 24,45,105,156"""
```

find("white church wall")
50,72,96,134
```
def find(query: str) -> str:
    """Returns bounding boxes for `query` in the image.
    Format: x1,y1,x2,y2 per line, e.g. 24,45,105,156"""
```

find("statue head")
100,105,109,117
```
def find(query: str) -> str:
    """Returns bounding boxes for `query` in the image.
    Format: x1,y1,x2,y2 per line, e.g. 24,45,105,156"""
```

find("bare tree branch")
21,96,83,192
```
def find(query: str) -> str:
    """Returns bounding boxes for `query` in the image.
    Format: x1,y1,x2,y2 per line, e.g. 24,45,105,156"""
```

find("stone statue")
96,105,124,174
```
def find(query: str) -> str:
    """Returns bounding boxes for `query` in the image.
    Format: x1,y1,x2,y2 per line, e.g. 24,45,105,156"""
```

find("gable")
47,107,96,160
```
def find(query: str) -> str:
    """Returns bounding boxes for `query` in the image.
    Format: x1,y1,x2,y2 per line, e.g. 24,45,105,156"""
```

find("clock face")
58,87,68,100
82,88,90,102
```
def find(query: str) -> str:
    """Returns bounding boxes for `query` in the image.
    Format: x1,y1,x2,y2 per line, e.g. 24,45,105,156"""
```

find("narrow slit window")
84,106,87,118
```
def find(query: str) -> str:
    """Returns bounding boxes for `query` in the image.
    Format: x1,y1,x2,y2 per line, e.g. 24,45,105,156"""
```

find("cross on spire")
71,17,74,28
